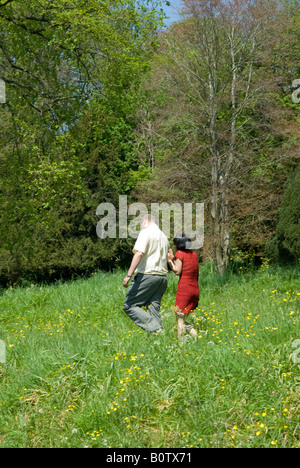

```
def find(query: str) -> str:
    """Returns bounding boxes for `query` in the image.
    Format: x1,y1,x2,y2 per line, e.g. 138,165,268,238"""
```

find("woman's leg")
175,307,199,339
174,307,185,338
177,317,185,339
187,325,198,338
184,314,199,338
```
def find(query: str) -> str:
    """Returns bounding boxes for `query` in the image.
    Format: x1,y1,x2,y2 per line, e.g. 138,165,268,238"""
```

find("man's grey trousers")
123,273,168,332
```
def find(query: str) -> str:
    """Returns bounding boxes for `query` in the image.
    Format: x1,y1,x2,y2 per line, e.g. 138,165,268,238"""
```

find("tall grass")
0,264,299,448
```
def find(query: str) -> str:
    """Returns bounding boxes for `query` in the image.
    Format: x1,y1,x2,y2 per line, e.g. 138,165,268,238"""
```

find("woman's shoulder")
175,250,198,259
175,250,185,260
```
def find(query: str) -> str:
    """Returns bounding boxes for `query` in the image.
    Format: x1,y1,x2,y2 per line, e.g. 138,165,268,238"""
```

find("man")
123,214,169,333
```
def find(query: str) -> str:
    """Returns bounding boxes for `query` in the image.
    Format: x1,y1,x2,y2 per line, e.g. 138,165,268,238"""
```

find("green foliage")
0,95,142,285
0,0,164,285
266,167,300,262
0,0,299,284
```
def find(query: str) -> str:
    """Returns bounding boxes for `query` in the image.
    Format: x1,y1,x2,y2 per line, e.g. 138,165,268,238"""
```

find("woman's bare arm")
168,258,182,276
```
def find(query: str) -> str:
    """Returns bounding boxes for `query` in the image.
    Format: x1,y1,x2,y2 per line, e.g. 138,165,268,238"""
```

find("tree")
266,167,300,262
0,0,165,284
139,0,297,275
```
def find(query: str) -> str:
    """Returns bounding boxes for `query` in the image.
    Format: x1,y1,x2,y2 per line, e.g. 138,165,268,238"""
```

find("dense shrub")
266,167,300,262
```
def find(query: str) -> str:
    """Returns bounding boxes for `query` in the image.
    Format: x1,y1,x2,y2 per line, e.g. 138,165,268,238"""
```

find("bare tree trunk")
207,16,230,276
208,76,226,275
218,21,238,276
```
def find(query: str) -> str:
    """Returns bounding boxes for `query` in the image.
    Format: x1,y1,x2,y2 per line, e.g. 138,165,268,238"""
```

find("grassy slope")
0,264,299,448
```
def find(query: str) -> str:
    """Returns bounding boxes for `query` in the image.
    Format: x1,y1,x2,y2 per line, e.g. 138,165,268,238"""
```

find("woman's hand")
168,249,174,262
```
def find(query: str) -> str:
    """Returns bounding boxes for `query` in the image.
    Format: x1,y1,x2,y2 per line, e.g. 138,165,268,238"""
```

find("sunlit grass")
0,264,299,448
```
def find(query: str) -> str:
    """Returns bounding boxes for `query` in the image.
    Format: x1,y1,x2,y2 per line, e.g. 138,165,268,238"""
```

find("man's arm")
123,251,144,288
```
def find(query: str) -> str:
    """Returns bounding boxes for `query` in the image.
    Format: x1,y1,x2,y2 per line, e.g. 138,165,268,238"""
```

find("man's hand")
123,251,144,288
123,276,131,288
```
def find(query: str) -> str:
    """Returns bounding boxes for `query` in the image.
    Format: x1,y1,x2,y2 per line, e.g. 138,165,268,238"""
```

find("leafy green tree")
266,167,300,262
0,0,165,284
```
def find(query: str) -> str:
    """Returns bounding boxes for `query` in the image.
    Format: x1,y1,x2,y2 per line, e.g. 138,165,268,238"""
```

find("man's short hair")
141,214,156,225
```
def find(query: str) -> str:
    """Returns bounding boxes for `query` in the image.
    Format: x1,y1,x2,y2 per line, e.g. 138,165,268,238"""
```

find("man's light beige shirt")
133,224,169,275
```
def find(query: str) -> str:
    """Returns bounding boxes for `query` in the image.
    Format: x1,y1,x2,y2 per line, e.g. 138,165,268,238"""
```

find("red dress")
174,250,199,314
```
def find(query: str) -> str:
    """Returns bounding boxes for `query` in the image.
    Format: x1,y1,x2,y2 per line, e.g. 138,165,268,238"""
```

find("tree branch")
0,0,16,8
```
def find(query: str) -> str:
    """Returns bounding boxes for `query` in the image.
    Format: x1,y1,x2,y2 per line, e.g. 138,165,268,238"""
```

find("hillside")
0,264,299,448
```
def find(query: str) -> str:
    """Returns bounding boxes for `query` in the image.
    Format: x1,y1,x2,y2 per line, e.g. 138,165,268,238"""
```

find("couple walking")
123,215,199,338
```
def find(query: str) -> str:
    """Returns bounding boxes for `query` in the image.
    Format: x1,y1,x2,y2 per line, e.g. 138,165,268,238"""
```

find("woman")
168,234,199,339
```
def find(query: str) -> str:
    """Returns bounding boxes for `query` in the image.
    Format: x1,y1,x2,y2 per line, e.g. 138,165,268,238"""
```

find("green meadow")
0,263,299,448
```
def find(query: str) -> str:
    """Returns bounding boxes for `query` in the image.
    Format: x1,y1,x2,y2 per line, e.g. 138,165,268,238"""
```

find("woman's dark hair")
173,234,191,251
